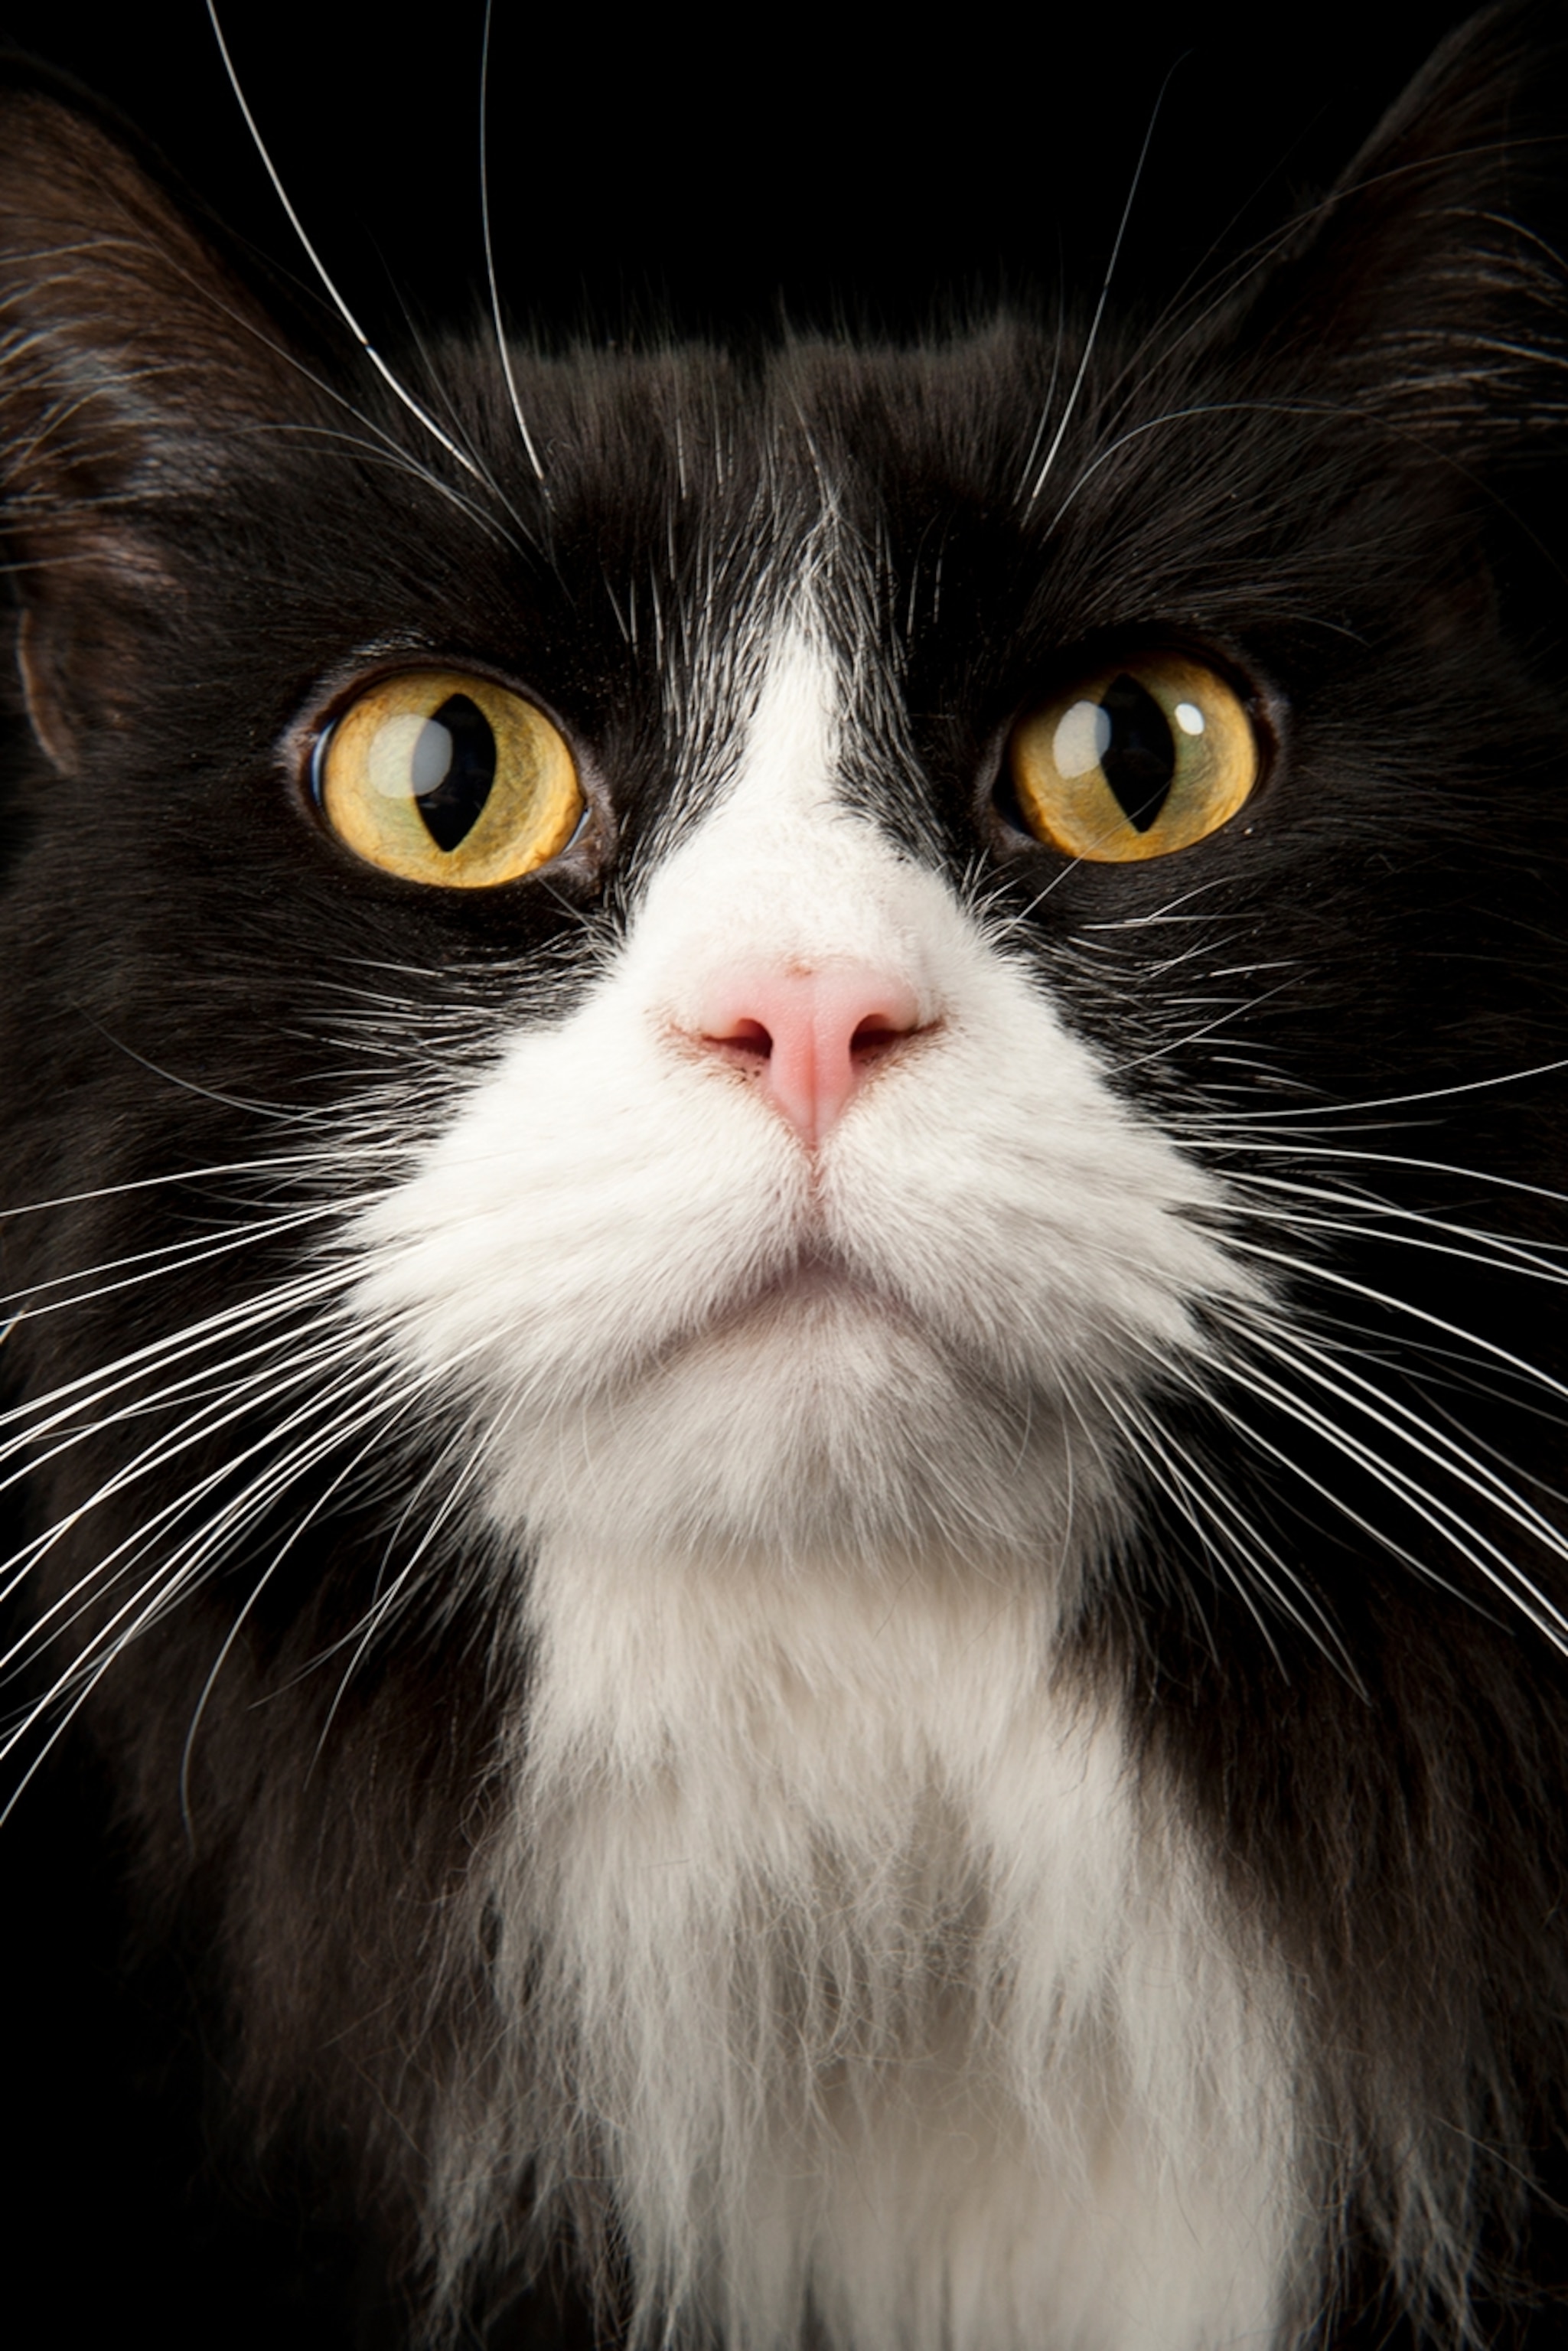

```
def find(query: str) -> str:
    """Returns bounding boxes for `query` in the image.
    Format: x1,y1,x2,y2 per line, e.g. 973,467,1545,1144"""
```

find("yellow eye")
1007,655,1257,862
317,670,584,887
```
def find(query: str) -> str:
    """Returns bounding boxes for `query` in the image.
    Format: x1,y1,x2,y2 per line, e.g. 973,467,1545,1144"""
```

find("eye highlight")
316,670,584,887
1006,654,1257,862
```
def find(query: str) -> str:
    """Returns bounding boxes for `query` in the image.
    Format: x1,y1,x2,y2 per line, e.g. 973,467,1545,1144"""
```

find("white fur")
352,621,1315,2346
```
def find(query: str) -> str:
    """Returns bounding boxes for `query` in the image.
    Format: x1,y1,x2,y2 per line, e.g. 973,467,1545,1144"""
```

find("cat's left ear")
1235,2,1568,474
0,65,324,771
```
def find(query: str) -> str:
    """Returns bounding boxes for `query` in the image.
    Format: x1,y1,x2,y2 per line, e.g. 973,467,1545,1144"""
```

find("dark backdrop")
0,1,1483,347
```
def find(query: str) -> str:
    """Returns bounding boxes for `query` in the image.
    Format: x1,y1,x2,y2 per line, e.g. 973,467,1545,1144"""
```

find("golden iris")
318,670,583,887
1008,654,1257,861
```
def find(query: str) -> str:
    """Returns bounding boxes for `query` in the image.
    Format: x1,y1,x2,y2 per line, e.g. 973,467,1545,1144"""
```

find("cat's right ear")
1230,2,1568,478
0,66,319,772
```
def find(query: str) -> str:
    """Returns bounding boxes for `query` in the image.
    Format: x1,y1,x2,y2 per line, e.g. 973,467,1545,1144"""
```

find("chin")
483,1277,1097,1570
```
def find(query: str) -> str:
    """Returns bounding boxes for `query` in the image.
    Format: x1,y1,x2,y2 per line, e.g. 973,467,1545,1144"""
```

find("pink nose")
692,964,924,1146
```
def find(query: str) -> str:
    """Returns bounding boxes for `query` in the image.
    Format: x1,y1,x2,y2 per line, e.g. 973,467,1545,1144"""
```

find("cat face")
347,609,1252,1577
2,185,1553,1652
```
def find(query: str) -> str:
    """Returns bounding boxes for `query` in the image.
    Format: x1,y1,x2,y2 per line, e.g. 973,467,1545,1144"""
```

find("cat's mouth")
703,1250,907,1339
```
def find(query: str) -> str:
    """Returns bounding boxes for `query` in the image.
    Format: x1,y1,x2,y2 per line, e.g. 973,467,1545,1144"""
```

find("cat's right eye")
1004,654,1258,861
315,670,585,887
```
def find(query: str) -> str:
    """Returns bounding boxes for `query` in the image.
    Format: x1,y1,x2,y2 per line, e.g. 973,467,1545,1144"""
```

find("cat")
4,3,1568,2346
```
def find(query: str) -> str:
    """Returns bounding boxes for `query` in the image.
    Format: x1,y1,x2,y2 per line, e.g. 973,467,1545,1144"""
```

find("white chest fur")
507,1544,1304,2351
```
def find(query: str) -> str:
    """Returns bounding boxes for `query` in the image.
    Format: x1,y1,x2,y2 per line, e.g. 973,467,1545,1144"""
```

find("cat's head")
0,3,1564,1737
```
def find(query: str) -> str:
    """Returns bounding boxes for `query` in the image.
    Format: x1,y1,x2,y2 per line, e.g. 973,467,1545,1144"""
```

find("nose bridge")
638,625,925,979
624,621,944,1145
695,800,920,964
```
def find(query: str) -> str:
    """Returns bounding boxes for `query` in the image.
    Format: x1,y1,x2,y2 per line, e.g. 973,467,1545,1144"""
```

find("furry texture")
357,628,1300,2345
5,6,1568,2346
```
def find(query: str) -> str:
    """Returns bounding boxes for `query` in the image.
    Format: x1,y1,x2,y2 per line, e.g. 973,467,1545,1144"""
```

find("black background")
0,1,1486,349
0,1,1501,2345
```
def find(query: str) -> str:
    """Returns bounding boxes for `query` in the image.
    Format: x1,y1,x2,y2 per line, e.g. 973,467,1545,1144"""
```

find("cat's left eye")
315,670,585,887
1005,654,1257,862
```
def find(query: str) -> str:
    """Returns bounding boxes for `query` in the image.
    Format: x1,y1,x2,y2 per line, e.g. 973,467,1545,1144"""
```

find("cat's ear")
1239,2,1568,461
0,68,318,771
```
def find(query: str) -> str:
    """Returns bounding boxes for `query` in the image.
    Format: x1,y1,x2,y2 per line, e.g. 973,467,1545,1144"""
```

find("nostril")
705,1016,774,1065
849,1015,905,1063
700,1020,775,1076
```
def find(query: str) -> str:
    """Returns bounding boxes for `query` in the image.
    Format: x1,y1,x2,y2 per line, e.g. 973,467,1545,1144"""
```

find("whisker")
1218,1170,1568,1285
0,1198,367,1320
178,1368,462,1816
1182,1125,1568,1215
1021,54,1185,507
1095,1372,1357,1681
1187,1052,1568,1124
0,1367,399,1821
479,0,545,484
1188,1374,1491,1632
307,1398,505,1769
0,1322,380,1648
1238,1308,1568,1575
0,1148,390,1223
206,0,486,484
0,1266,360,1450
1045,397,1354,537
1219,1234,1568,1407
1211,1324,1568,1655
1107,976,1300,1079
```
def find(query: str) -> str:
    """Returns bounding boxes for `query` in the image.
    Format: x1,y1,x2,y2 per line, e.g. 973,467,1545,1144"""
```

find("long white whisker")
0,1372,401,1823
308,1404,502,1769
0,1147,391,1223
1108,977,1300,1079
1178,1128,1568,1214
1238,1309,1568,1576
3,1348,406,1716
0,1326,383,1652
0,1267,359,1448
1221,1234,1568,1407
177,1372,454,1817
1045,398,1342,535
0,1322,358,1562
479,0,545,482
1211,1336,1568,1655
0,1198,366,1320
1097,1374,1358,1680
1022,55,1183,507
1190,1375,1489,1628
205,0,485,484
1193,1053,1568,1124
1220,1169,1568,1285
249,418,526,550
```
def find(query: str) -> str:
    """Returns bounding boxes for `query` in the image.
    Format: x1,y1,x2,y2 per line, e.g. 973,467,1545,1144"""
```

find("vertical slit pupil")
412,694,497,851
1099,673,1175,831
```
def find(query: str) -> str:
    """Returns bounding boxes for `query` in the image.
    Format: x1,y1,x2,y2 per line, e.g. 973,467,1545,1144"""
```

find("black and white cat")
4,5,1568,2346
